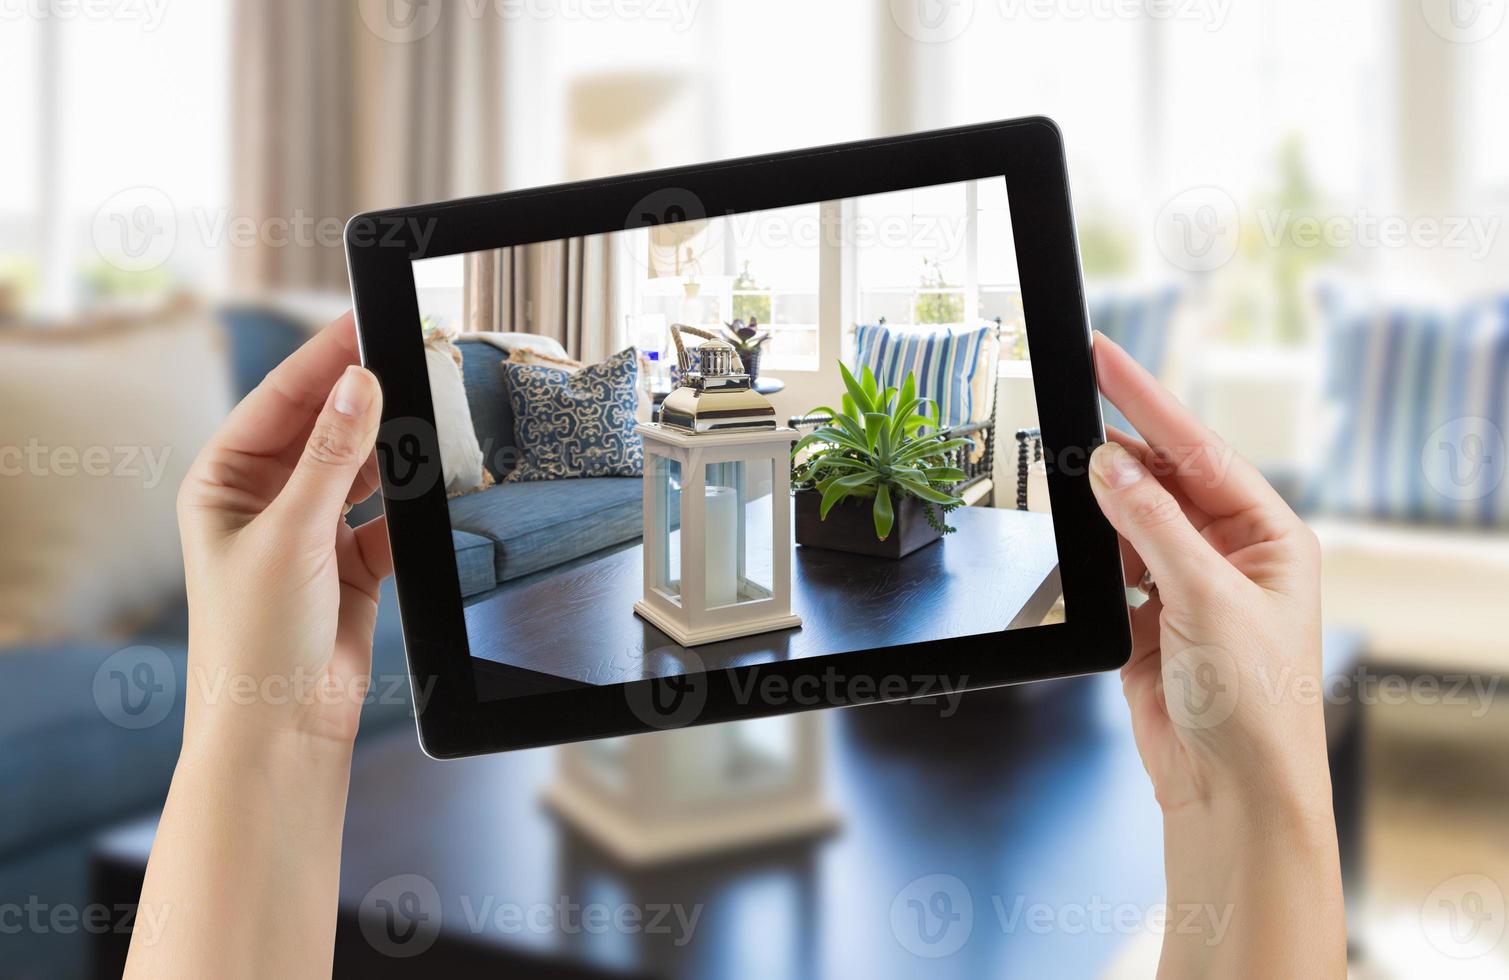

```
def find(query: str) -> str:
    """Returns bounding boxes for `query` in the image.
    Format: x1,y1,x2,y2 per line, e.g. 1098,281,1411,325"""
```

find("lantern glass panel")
651,453,682,602
703,457,773,607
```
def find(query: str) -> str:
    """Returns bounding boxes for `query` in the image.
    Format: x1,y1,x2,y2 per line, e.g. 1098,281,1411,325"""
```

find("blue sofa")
0,317,650,975
0,306,417,975
445,337,643,601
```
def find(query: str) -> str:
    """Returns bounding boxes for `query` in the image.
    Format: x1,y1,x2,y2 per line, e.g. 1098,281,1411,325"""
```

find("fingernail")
333,366,375,417
1092,443,1145,489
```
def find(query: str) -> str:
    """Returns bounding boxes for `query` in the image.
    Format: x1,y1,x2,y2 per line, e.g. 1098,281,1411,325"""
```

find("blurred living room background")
2,1,1507,977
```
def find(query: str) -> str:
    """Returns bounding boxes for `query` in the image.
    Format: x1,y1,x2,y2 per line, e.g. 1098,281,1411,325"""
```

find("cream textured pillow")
424,336,487,496
0,307,230,646
506,347,585,372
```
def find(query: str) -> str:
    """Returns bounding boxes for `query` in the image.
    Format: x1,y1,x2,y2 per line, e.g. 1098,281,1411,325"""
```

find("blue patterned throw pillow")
499,347,643,482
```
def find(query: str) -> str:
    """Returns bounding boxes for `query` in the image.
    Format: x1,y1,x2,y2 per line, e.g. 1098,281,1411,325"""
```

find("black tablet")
346,117,1129,758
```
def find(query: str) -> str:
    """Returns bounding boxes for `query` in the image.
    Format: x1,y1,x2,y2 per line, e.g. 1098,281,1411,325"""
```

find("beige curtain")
232,1,621,359
462,237,620,363
230,2,504,292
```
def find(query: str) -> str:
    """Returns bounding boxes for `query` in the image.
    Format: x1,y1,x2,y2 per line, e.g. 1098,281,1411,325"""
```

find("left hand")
176,312,392,750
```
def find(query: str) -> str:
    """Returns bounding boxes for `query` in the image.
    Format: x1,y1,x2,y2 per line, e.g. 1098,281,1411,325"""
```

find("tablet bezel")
347,116,1130,758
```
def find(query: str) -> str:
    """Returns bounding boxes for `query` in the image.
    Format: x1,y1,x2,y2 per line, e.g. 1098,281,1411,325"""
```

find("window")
0,6,230,317
630,204,821,371
856,179,1027,360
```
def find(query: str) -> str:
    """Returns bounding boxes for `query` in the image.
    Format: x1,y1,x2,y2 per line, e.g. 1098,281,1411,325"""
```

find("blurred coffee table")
90,670,1170,979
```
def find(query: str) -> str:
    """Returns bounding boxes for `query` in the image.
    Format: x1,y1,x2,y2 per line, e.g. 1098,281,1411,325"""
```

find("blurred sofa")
0,302,415,974
1192,289,1509,671
1304,292,1509,670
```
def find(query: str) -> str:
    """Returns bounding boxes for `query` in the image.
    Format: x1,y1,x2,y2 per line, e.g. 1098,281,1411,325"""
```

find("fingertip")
332,365,380,419
1090,441,1146,491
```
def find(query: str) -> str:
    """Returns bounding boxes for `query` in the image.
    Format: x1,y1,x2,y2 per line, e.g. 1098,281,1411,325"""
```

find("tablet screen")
409,178,1062,703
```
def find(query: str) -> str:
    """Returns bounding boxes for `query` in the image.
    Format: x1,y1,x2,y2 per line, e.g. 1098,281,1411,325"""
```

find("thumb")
272,365,383,533
1088,442,1226,596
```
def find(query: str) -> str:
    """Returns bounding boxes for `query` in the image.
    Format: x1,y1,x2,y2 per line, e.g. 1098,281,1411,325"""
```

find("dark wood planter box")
794,489,943,559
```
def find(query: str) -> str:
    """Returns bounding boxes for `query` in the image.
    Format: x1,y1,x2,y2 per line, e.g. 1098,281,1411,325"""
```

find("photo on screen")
411,179,1061,701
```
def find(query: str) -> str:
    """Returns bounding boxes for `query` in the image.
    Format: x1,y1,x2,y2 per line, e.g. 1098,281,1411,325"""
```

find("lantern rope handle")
670,322,749,377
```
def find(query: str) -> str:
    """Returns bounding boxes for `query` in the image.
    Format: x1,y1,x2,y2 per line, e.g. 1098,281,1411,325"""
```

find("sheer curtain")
229,1,504,292
462,237,619,362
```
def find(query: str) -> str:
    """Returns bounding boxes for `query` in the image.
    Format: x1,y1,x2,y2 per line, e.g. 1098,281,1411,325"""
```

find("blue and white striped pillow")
852,322,990,429
1088,286,1181,437
1310,294,1509,527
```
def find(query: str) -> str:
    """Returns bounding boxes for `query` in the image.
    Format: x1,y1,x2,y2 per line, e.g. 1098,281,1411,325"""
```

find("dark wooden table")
91,673,1171,979
464,507,1062,688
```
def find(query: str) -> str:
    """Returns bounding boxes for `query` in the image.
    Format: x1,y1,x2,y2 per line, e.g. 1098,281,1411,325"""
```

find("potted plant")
721,317,772,383
791,364,968,559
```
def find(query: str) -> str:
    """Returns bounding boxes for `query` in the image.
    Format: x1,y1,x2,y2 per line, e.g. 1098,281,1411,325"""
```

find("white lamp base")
634,601,801,647
543,778,839,866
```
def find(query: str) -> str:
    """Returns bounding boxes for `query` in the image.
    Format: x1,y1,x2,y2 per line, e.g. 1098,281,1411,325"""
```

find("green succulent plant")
792,363,968,541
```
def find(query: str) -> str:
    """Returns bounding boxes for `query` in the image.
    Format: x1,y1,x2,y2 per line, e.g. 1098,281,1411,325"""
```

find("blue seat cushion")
446,477,643,582
451,529,497,598
0,640,187,855
0,578,414,856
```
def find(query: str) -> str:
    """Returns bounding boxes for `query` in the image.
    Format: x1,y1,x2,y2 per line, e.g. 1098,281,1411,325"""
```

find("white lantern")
633,330,801,646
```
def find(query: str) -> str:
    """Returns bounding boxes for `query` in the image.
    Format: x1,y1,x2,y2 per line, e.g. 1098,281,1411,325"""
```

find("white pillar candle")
704,485,739,607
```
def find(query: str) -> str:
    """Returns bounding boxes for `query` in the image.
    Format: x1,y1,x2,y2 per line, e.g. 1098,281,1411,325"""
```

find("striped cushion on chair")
1309,293,1509,527
853,322,992,428
1088,286,1181,436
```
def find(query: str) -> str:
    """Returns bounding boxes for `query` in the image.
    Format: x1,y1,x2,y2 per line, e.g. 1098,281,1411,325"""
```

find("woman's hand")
128,313,391,980
176,311,391,749
1088,332,1344,978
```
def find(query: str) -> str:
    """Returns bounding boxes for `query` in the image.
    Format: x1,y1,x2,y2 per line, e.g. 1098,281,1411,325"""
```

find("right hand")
1086,332,1331,822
